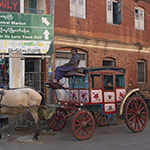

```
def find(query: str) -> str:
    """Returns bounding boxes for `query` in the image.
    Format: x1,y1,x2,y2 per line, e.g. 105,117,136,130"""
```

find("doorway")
25,58,45,93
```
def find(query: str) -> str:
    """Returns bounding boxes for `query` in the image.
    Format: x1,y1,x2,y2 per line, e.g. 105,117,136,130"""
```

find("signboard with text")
0,0,20,12
0,12,54,54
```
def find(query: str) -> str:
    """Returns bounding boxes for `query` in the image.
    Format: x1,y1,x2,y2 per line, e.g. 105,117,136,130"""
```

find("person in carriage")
53,48,81,82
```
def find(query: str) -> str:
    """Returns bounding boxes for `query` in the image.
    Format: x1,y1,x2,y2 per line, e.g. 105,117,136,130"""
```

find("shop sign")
0,12,54,54
48,65,53,75
0,0,20,13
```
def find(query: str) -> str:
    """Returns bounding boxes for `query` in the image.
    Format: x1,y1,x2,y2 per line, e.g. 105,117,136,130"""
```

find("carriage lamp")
80,103,83,106
46,84,50,88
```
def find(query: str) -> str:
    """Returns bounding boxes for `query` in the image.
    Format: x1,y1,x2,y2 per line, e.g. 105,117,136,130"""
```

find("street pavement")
0,119,150,150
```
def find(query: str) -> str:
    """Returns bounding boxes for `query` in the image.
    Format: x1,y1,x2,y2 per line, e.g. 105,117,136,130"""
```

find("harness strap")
0,89,5,108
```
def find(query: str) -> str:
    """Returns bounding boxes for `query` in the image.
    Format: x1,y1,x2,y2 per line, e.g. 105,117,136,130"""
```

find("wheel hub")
136,111,141,116
81,121,87,128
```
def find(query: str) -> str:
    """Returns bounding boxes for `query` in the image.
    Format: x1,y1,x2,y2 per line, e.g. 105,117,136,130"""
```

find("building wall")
45,0,150,91
54,0,150,45
53,36,150,91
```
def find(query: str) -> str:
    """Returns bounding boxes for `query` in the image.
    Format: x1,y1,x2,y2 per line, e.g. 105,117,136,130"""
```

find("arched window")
103,58,115,67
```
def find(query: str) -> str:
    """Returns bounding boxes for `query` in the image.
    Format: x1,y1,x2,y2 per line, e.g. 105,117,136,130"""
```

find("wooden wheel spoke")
136,99,139,110
128,114,136,121
127,112,135,115
130,102,136,111
47,108,67,130
138,115,146,121
74,124,81,127
138,116,144,126
133,99,138,110
100,117,103,123
127,107,136,114
86,117,92,123
58,120,63,126
53,121,57,127
72,111,95,140
129,116,135,126
88,123,94,126
50,119,55,126
125,96,148,132
87,126,92,130
81,113,84,121
75,126,82,133
135,117,140,129
127,107,136,113
84,128,89,135
139,106,145,112
96,113,101,119
56,120,60,127
82,128,85,137
141,112,146,115
93,112,108,126
75,119,81,124
138,101,143,110
78,115,82,122
84,114,88,121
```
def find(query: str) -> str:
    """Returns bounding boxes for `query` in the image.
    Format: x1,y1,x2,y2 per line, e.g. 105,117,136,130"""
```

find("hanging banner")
0,12,54,54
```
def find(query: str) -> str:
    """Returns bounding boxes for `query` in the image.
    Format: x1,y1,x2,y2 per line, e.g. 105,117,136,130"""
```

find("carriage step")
107,115,116,125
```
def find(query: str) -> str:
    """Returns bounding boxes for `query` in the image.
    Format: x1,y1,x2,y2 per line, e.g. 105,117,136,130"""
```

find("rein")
0,89,4,102
0,89,4,110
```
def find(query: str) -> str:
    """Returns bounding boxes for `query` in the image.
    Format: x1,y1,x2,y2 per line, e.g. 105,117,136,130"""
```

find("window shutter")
70,0,77,17
107,0,113,24
139,9,144,30
117,0,123,24
137,62,145,82
135,7,139,29
113,2,118,24
70,0,86,19
76,0,86,19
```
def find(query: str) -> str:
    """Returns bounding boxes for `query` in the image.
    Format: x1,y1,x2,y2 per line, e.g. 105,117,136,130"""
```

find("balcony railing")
24,7,44,14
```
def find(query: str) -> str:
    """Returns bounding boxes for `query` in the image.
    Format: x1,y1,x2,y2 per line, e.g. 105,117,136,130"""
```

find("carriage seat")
64,67,85,77
45,82,66,89
45,68,85,89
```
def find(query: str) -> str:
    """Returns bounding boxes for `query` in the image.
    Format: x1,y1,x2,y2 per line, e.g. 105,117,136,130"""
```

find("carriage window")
70,76,84,88
91,75,101,89
116,75,125,87
104,75,114,90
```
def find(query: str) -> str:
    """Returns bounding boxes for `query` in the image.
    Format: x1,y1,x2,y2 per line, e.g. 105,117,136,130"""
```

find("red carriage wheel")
124,96,148,132
72,110,95,140
93,112,108,126
47,108,67,131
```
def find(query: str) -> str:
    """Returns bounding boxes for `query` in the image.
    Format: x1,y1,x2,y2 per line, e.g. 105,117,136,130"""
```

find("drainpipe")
47,0,55,104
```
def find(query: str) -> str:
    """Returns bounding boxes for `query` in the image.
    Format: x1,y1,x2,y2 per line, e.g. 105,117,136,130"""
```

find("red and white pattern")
116,89,126,101
70,90,78,102
104,104,116,112
91,90,102,103
79,90,89,103
104,92,115,102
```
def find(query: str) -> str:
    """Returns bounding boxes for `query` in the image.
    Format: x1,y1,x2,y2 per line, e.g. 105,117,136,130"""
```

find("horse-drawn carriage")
45,67,148,140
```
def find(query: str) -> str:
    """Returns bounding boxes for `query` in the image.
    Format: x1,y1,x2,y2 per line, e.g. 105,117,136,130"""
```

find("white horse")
0,87,44,140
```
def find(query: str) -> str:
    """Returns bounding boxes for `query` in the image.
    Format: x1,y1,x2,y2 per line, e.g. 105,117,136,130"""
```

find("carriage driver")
53,48,81,82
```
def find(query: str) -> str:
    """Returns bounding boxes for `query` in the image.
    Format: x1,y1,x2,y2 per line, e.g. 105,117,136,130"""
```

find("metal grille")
24,8,44,14
25,72,45,95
